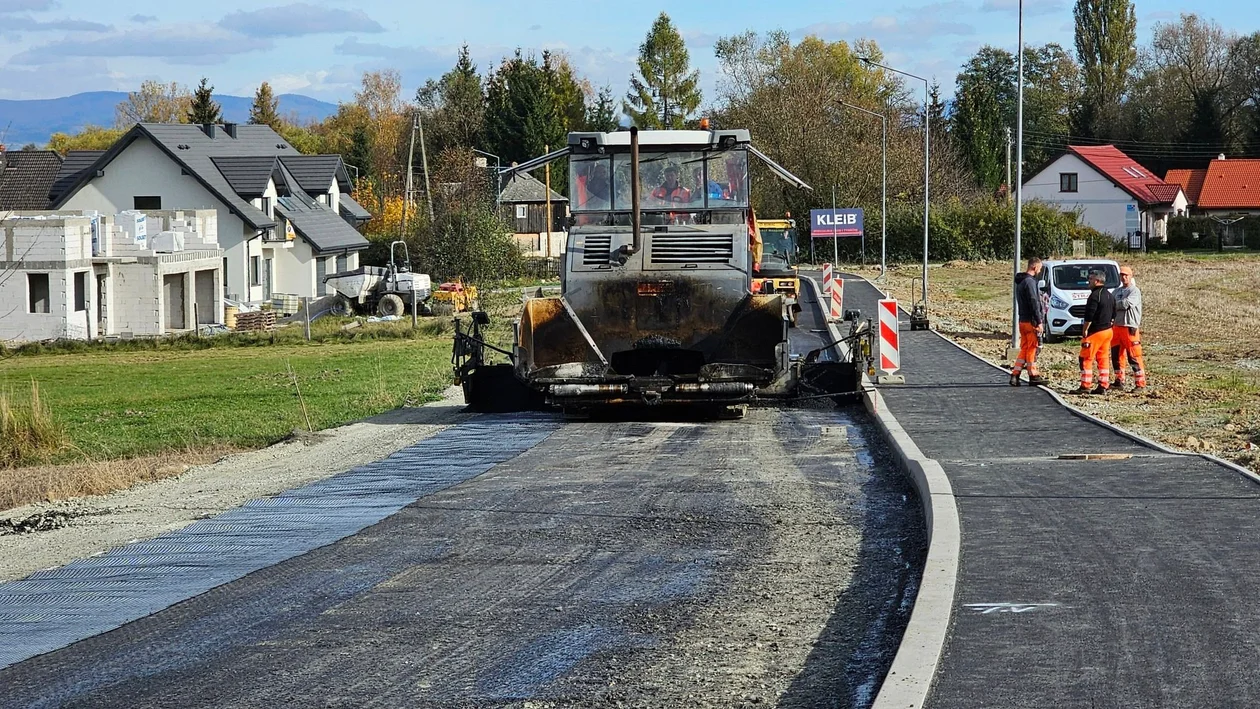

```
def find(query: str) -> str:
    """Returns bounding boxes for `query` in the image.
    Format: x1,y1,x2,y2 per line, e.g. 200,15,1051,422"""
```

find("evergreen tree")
585,86,621,132
346,124,374,181
624,13,702,129
187,78,222,124
249,81,280,128
951,47,1016,191
484,51,565,165
1073,0,1137,139
417,44,486,152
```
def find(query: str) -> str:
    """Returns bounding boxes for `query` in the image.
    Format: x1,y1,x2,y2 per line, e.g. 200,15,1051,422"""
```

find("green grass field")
0,321,455,465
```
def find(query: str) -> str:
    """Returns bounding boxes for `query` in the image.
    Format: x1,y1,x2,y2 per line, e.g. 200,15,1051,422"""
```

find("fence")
522,257,562,281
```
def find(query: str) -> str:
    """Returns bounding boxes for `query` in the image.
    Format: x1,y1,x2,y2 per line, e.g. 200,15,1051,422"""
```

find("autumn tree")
1150,14,1240,153
114,80,190,127
1231,32,1260,145
624,12,701,129
1073,0,1137,139
249,81,281,129
353,71,405,196
46,125,125,154
187,78,221,124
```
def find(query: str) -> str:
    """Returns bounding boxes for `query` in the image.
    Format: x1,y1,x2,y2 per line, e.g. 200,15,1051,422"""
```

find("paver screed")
839,273,1260,709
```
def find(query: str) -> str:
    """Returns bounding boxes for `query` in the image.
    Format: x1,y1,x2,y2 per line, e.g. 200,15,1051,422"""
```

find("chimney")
202,124,217,139
1218,153,1226,161
223,122,238,139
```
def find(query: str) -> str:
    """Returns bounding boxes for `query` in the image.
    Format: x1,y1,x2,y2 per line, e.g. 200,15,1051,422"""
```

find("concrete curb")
806,276,959,709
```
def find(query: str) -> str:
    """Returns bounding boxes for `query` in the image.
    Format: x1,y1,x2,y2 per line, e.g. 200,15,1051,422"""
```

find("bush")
820,198,1114,263
1164,216,1214,250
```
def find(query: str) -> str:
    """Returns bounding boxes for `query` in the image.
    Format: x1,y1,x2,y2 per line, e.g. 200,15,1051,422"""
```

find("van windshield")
1053,264,1120,290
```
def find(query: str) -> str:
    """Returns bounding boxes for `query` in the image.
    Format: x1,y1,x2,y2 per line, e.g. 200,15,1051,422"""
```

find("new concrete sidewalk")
838,274,1260,708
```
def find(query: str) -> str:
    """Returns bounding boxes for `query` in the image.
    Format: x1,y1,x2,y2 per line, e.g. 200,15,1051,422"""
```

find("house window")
515,204,528,219
1059,173,1078,193
251,255,262,286
73,272,87,312
260,196,272,217
133,196,161,210
28,273,50,313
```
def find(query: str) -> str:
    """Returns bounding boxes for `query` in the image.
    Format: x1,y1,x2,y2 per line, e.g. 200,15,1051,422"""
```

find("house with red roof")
1023,145,1187,245
1167,157,1260,216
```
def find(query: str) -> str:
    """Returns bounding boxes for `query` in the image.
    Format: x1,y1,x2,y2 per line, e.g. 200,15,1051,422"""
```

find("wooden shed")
497,172,568,256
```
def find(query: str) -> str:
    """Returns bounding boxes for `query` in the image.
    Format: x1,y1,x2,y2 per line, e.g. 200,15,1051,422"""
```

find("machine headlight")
1050,294,1069,310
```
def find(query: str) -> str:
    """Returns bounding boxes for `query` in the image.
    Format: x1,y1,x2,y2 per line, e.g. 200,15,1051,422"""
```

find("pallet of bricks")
234,310,277,332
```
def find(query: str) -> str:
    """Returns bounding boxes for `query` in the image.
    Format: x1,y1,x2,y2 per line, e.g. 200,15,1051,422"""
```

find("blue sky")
1,0,1256,105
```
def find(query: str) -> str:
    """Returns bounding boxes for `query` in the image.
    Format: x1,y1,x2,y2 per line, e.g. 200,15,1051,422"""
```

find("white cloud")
129,14,157,23
219,4,385,37
797,3,976,51
0,58,125,99
9,25,273,66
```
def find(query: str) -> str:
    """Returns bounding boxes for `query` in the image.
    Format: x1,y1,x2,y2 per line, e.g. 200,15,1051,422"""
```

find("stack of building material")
233,310,277,332
270,293,300,315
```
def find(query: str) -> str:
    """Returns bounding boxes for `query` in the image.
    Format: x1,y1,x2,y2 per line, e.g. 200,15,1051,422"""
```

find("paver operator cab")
453,127,872,414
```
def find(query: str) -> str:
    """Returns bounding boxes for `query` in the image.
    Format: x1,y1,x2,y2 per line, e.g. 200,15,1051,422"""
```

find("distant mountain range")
0,91,340,148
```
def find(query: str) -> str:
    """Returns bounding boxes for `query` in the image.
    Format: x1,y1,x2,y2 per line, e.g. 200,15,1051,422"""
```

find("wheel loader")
454,127,872,413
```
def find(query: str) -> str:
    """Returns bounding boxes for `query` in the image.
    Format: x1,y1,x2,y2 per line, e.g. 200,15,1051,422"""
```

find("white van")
1038,258,1121,340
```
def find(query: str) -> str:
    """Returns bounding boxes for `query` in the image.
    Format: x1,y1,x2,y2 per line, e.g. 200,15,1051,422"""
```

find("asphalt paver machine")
454,127,873,413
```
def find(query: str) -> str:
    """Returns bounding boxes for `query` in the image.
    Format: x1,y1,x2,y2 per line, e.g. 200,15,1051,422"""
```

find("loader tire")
377,293,405,317
331,296,355,317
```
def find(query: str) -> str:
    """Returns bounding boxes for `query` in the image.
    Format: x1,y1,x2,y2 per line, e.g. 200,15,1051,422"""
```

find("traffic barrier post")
877,298,905,384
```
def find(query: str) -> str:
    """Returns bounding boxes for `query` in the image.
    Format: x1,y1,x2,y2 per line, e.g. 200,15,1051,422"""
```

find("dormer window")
260,196,272,217
318,194,328,206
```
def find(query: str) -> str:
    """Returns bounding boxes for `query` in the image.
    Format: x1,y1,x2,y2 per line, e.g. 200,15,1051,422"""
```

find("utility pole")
544,144,552,259
1005,126,1013,203
417,112,434,222
401,114,416,239
831,184,839,265
1011,0,1026,351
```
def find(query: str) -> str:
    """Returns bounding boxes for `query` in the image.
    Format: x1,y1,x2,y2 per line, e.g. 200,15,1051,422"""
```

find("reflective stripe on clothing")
1012,322,1040,376
1110,325,1147,387
1079,329,1113,388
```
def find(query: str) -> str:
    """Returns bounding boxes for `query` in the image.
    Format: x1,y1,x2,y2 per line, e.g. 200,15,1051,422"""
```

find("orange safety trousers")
1079,329,1113,389
1012,322,1041,376
1110,325,1147,387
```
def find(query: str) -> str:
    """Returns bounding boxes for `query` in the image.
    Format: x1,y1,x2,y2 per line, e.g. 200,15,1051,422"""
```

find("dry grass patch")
0,381,69,468
863,254,1260,474
0,446,236,512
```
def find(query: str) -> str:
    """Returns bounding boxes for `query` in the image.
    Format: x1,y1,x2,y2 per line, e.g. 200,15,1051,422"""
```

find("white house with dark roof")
49,123,371,302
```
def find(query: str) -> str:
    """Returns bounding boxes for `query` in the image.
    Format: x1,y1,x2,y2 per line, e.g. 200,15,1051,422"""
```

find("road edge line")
808,276,959,709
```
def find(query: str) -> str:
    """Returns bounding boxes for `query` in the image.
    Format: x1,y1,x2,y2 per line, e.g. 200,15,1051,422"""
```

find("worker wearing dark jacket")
1073,271,1115,395
1010,257,1048,386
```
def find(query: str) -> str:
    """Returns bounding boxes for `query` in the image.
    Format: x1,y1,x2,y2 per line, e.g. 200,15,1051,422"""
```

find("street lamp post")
860,57,930,307
471,148,503,207
1010,0,1026,351
841,101,888,288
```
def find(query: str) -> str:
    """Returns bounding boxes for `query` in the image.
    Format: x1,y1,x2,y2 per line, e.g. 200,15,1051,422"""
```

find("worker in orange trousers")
1073,270,1115,395
1111,265,1147,391
1010,256,1048,386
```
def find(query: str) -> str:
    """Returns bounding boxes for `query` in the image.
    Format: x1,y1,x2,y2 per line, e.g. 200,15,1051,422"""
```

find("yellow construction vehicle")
429,281,479,316
753,217,802,325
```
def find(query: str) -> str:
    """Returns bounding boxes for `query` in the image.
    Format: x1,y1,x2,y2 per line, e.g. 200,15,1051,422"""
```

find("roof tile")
1164,168,1208,205
1068,145,1169,206
0,150,63,210
1197,159,1260,210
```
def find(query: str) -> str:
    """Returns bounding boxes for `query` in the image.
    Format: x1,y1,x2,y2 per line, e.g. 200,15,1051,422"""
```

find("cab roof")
568,129,751,150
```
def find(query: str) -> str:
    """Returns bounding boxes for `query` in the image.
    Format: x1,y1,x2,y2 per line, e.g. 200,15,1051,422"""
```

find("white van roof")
1043,258,1119,266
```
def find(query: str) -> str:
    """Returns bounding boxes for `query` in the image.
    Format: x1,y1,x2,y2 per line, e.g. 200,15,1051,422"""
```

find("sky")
1,0,1257,106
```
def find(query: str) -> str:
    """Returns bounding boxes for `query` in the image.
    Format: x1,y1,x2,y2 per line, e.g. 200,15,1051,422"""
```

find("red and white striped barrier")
830,277,844,320
878,298,900,375
822,263,833,301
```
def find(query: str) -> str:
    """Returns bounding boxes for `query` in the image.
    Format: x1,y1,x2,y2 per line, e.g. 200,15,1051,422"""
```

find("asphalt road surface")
0,285,925,708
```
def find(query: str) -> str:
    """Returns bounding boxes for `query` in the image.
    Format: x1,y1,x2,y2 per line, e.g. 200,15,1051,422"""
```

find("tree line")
951,1,1260,190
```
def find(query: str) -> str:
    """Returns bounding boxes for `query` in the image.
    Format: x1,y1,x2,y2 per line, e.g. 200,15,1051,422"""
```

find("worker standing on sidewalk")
1010,257,1049,387
1073,270,1115,395
1111,265,1147,391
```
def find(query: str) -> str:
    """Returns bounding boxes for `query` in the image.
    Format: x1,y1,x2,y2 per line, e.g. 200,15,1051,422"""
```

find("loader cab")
756,219,798,277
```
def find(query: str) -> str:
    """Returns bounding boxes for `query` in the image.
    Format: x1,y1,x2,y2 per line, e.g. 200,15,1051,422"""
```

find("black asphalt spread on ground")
839,273,1260,709
0,289,925,708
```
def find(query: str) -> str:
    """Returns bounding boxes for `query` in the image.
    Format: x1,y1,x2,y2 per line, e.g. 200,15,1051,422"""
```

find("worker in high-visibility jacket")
1072,270,1115,395
1010,256,1048,387
1111,265,1147,391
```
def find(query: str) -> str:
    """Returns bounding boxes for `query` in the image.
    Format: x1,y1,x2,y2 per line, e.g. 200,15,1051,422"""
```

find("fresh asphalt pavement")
0,287,924,708
838,272,1260,708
